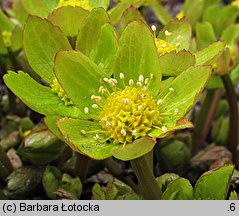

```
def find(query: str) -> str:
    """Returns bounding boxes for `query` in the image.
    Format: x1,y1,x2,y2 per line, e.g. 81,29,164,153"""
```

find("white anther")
91,95,95,100
150,74,154,79
121,129,127,136
81,130,87,135
132,130,137,136
174,109,179,114
129,79,134,86
84,107,89,114
137,81,142,87
103,77,109,83
143,86,147,92
162,126,168,133
137,105,143,111
92,104,99,109
141,94,145,98
93,134,99,140
151,25,156,31
109,78,117,86
120,73,125,79
145,78,149,85
157,99,163,105
124,98,130,104
176,43,180,47
165,30,172,36
139,74,144,83
169,87,174,92
101,117,107,122
99,86,106,94
106,121,111,127
162,43,167,48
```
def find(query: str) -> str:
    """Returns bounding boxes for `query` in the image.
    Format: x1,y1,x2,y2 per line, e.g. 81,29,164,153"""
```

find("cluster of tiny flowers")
2,31,12,47
151,27,180,56
56,0,91,10
232,0,239,8
82,73,179,145
51,77,73,106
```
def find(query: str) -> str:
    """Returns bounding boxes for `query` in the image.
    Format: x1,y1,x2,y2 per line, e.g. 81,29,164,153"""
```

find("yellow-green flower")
232,0,239,8
56,0,91,10
176,11,184,20
54,21,211,161
2,31,12,47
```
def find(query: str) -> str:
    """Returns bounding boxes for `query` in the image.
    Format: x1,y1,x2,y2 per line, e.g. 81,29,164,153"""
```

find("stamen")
124,98,130,104
99,86,106,94
151,25,156,31
143,86,147,92
169,87,174,92
174,109,179,114
162,126,168,133
157,99,163,105
145,78,149,85
177,35,182,40
139,75,144,83
137,81,142,87
92,104,99,109
121,129,127,136
137,105,143,111
103,77,109,83
84,107,89,114
165,30,172,36
81,130,87,135
91,95,95,100
150,74,154,79
120,73,125,79
132,130,137,136
101,117,107,122
106,121,111,127
129,79,134,86
93,134,99,140
162,43,167,48
176,43,180,47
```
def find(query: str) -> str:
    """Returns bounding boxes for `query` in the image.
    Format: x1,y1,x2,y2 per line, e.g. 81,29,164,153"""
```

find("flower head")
232,0,239,8
56,0,91,10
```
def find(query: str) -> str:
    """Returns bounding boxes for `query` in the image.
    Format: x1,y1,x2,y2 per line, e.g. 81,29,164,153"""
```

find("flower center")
51,77,73,106
232,0,239,7
99,86,162,144
2,31,12,47
155,38,176,56
56,0,91,10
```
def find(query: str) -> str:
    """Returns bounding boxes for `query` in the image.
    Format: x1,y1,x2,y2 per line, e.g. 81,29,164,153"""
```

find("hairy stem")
130,151,162,200
192,89,222,154
0,145,13,173
74,153,91,182
221,74,238,164
102,157,140,194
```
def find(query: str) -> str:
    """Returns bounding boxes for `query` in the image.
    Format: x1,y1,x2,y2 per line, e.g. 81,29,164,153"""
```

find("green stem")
102,157,140,194
221,74,238,164
0,189,7,200
0,145,13,173
130,151,162,200
74,153,91,182
192,89,222,154
151,4,173,25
